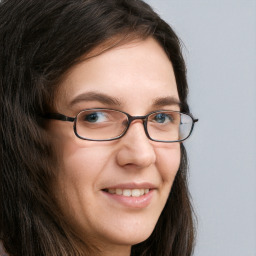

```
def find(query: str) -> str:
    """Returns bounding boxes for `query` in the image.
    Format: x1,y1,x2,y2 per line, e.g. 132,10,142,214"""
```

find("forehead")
55,37,179,114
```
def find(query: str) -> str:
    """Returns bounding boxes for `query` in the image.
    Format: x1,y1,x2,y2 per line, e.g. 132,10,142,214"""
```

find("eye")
84,112,107,123
153,113,173,124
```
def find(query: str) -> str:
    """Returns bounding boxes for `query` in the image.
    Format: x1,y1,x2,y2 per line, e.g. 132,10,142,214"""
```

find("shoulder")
0,241,9,256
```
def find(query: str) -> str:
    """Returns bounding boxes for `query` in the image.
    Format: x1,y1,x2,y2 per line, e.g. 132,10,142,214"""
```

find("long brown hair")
0,0,195,255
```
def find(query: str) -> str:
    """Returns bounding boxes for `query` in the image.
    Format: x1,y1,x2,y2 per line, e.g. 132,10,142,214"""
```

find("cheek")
53,140,115,224
57,139,114,185
155,143,181,184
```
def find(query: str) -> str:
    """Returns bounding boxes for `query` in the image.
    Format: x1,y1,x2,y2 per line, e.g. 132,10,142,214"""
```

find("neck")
97,244,131,256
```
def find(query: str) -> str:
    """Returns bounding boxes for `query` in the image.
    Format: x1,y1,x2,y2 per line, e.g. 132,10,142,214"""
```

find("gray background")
145,1,256,256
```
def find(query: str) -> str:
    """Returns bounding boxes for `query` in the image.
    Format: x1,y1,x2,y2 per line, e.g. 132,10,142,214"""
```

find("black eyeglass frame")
44,108,198,143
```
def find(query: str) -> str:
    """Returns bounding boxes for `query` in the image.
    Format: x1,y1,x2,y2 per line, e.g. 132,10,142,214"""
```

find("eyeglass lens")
75,109,193,141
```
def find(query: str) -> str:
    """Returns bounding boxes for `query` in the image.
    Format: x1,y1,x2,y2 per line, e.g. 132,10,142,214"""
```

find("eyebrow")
69,91,181,108
152,96,181,108
69,91,122,107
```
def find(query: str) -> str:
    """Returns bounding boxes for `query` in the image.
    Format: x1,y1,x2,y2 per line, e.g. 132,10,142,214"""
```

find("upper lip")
102,182,157,190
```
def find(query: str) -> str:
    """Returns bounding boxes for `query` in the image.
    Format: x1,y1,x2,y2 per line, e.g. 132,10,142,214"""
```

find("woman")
0,0,198,255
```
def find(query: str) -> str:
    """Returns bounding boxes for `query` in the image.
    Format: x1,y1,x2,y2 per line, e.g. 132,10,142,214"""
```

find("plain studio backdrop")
145,1,256,256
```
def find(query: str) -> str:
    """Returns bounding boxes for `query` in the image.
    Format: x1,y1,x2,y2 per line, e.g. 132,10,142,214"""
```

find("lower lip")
102,190,154,208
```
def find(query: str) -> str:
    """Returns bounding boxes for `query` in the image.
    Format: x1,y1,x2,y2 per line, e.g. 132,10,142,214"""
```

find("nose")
116,121,156,168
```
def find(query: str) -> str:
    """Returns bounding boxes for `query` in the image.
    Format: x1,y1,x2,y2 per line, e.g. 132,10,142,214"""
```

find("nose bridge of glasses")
127,115,148,132
123,115,150,141
128,115,147,124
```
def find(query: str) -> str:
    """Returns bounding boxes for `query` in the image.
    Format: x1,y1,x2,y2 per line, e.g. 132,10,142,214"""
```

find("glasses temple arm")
44,113,75,122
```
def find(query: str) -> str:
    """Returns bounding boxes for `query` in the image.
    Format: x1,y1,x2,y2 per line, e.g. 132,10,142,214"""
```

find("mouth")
102,188,151,197
101,184,155,208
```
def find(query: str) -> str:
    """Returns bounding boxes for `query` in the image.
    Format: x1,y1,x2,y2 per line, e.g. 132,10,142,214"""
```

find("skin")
48,37,181,256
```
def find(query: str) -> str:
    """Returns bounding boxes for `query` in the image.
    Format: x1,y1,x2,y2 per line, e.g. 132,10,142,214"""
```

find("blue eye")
84,112,106,123
153,113,173,124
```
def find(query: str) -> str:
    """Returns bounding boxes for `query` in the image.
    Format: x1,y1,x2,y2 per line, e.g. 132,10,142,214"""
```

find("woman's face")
48,37,181,255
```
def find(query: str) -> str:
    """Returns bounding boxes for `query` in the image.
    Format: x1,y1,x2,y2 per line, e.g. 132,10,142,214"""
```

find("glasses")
45,108,198,142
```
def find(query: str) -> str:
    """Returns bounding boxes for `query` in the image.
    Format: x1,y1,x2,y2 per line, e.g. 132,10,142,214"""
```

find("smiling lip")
104,182,156,190
101,182,156,208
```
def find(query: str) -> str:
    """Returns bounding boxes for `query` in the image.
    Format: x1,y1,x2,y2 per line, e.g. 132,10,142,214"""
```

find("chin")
102,220,156,247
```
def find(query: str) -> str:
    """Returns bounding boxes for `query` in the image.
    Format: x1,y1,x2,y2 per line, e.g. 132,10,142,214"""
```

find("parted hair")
0,0,195,255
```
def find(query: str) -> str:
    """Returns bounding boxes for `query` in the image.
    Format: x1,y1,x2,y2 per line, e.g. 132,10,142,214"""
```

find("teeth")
108,188,116,194
106,188,151,197
116,189,122,195
131,189,141,197
123,189,132,196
